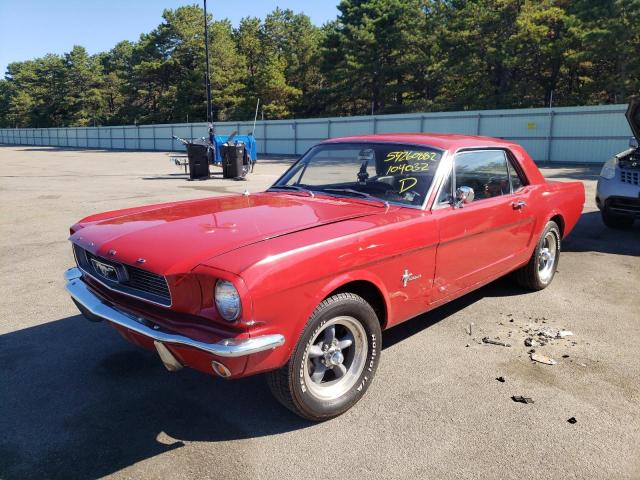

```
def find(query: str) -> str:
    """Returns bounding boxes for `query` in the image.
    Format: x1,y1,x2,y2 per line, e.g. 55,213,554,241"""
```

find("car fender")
302,269,392,330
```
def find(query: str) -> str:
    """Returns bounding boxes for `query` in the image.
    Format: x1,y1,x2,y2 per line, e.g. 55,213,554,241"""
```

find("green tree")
321,0,428,115
1,0,638,128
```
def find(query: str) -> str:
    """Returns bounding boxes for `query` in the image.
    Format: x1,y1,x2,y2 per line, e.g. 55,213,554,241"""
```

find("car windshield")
272,143,443,207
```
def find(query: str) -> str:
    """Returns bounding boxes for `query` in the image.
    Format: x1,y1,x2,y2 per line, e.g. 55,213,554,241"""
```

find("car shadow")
141,172,225,181
383,276,526,350
562,211,640,256
1,275,527,479
0,316,314,480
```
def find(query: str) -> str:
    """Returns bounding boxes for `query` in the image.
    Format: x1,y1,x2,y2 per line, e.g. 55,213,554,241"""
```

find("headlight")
215,280,241,321
600,157,617,179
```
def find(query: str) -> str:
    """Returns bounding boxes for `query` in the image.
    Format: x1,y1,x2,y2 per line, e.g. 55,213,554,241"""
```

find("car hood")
626,95,640,143
70,192,378,275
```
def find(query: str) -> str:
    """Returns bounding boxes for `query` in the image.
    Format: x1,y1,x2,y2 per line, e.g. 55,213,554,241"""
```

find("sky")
0,0,340,76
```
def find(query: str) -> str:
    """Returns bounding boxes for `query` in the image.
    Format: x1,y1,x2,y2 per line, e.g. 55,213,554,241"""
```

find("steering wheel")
364,179,396,194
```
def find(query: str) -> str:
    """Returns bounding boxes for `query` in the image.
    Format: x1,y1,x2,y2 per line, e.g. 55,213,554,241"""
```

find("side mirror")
454,186,475,207
630,137,639,149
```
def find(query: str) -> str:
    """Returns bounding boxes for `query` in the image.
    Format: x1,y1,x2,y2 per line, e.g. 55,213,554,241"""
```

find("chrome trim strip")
64,268,285,358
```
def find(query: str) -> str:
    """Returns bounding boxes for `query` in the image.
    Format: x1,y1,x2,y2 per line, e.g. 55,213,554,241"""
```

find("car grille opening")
606,196,640,216
73,244,171,306
620,169,639,185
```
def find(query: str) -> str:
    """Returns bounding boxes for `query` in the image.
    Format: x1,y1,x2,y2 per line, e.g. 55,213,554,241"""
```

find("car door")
430,149,535,304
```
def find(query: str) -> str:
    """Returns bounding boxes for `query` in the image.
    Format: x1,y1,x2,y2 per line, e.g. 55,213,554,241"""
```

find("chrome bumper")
64,267,285,359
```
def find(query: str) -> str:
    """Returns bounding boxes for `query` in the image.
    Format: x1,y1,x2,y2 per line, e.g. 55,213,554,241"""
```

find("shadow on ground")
0,316,313,480
0,276,515,480
563,211,640,256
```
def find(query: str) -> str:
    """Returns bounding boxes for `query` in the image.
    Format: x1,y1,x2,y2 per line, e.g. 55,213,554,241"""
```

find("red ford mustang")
65,134,585,420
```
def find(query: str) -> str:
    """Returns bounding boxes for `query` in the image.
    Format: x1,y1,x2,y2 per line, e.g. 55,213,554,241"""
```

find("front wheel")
515,221,560,290
266,293,381,421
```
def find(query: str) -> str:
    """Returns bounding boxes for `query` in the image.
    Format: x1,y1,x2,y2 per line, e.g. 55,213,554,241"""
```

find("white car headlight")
600,157,617,179
215,280,241,321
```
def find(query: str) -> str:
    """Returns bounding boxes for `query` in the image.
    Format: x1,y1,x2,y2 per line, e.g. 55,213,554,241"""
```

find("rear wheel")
601,209,634,229
266,293,381,421
515,221,560,290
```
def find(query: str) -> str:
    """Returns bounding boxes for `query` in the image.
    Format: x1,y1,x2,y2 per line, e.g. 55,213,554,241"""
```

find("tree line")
1,0,638,128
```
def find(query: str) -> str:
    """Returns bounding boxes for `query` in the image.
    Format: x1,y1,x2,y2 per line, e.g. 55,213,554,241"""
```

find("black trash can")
222,142,245,179
186,143,210,180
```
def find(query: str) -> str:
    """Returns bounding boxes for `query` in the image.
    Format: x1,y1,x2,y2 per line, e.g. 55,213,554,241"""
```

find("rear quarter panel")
509,144,584,240
538,180,585,238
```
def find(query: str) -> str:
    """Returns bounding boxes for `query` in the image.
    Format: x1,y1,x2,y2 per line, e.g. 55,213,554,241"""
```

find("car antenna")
203,0,214,137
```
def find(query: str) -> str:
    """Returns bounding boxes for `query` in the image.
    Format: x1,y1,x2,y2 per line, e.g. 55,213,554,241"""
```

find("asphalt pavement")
0,146,638,480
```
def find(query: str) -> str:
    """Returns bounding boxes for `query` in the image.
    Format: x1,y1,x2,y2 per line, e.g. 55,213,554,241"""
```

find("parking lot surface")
1,146,639,480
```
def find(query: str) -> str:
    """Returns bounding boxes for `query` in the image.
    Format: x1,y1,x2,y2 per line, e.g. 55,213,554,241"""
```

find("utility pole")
203,0,214,135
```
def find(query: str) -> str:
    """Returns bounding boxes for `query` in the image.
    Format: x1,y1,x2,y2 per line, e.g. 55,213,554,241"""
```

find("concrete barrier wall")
0,104,632,163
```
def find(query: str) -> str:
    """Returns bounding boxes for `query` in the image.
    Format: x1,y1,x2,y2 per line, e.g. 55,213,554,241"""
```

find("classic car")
64,133,585,420
596,96,640,228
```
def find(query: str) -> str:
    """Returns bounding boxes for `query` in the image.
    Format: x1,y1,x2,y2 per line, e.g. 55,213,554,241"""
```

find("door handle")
512,200,526,209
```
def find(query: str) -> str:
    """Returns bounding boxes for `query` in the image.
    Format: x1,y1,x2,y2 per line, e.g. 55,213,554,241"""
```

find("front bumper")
64,268,285,372
596,176,640,215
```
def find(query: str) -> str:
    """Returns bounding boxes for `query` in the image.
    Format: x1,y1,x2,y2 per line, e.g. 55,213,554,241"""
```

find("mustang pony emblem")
90,259,118,281
401,269,422,287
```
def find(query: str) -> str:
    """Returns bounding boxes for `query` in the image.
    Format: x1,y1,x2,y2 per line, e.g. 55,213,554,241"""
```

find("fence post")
327,119,332,139
152,126,156,151
476,113,482,135
189,124,193,141
372,117,377,134
264,122,268,155
292,121,297,155
419,115,425,133
546,110,555,163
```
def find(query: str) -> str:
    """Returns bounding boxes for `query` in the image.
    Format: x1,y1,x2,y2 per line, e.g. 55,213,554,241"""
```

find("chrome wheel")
537,231,557,283
303,316,368,400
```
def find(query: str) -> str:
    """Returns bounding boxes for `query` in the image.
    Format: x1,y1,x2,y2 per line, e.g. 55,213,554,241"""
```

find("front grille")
74,244,171,306
127,265,171,298
620,170,639,185
607,196,640,216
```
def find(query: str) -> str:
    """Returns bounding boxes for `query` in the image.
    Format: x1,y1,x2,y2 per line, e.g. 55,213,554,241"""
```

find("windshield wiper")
320,188,389,208
267,185,315,197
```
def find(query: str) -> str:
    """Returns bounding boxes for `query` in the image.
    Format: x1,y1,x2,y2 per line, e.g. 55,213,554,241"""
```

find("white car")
596,97,640,228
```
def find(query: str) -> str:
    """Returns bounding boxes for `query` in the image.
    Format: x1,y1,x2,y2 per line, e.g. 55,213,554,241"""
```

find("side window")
507,156,525,192
454,150,510,201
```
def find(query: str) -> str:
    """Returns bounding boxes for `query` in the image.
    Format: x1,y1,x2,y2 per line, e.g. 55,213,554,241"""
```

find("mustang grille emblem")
90,259,119,282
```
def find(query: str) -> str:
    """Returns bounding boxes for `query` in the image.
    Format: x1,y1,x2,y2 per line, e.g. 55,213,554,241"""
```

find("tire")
266,293,382,421
515,221,561,290
601,209,634,229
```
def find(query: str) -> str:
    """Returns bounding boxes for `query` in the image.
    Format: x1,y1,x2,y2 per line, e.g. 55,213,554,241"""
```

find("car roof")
320,133,518,151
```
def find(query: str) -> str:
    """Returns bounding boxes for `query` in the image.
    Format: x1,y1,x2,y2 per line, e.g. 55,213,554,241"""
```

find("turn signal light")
211,360,231,378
